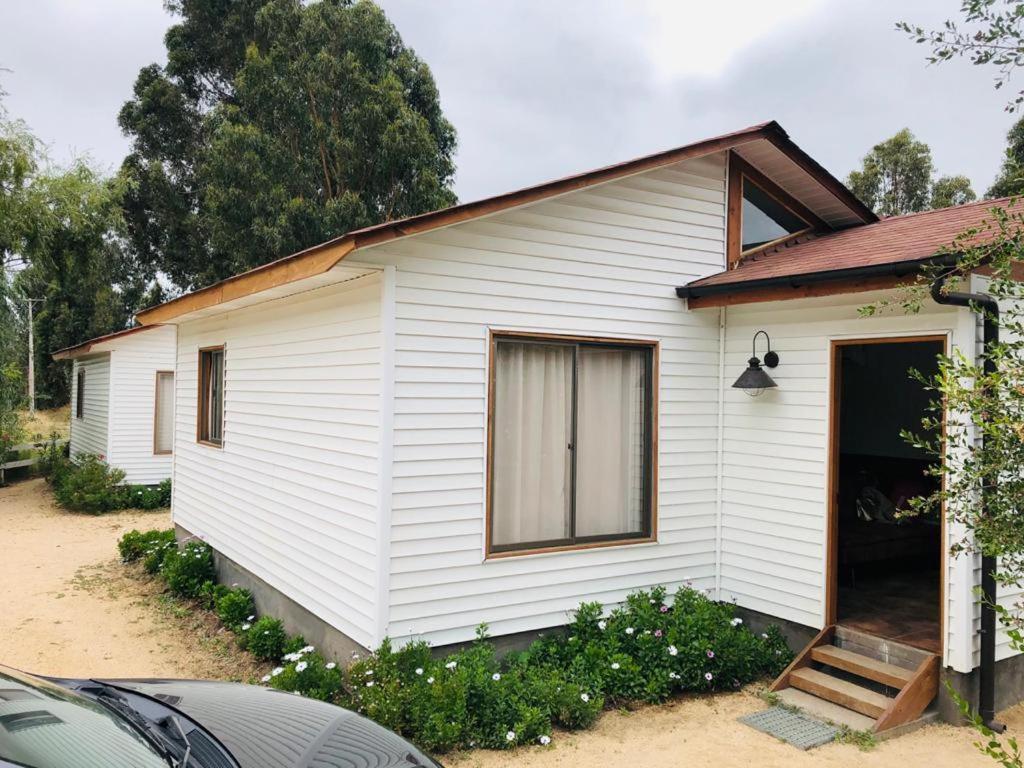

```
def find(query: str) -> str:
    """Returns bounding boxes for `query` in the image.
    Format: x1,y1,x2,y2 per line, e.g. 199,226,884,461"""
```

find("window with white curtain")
488,334,654,554
154,371,174,455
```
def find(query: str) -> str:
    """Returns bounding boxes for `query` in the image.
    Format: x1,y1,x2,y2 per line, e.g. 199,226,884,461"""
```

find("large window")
487,333,656,555
75,369,85,419
197,347,224,446
154,371,174,455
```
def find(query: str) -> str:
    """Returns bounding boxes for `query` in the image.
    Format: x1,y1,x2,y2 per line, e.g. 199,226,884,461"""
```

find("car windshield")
0,668,169,768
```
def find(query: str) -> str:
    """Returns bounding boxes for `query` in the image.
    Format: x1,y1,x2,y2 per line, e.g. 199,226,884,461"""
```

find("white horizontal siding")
171,274,383,648
351,152,729,646
69,355,110,460
106,325,176,485
720,292,971,672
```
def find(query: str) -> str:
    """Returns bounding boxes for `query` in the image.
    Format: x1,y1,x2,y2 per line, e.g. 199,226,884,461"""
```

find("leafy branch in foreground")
899,1,1024,111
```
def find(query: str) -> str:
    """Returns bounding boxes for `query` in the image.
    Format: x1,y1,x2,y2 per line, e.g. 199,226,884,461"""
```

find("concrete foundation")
175,525,369,662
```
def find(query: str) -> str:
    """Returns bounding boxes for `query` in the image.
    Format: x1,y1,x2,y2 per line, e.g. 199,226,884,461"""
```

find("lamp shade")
732,356,777,397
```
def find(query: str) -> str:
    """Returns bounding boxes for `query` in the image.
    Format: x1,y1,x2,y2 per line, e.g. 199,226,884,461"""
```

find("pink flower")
706,649,715,659
659,605,669,613
654,629,663,638
705,672,714,682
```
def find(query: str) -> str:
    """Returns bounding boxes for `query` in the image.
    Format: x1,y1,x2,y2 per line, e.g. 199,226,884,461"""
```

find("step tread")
811,645,914,688
790,667,893,719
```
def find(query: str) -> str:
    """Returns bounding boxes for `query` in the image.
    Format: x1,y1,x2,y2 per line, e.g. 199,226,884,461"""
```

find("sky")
0,0,1016,203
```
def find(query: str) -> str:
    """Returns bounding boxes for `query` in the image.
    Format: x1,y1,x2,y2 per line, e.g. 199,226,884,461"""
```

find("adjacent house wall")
355,153,729,647
170,273,384,649
106,325,176,485
69,354,111,460
720,293,976,673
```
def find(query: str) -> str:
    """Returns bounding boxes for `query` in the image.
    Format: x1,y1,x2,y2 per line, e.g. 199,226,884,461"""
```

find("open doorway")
831,337,944,652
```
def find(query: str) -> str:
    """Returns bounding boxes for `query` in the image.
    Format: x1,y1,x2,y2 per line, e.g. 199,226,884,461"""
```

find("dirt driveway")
1,476,1020,766
0,477,259,681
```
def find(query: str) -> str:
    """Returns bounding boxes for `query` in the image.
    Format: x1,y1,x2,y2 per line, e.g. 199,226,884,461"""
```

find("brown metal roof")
136,120,875,325
51,324,167,360
682,196,1022,296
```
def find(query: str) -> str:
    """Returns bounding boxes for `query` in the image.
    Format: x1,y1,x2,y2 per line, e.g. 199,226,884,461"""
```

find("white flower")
761,633,769,639
261,675,271,683
241,623,251,631
705,672,713,681
667,645,678,656
505,731,516,742
271,667,284,677
580,693,590,703
625,627,634,635
539,735,551,746
492,673,501,681
366,681,374,687
283,653,299,662
445,661,457,670
325,662,336,670
263,630,269,635
731,618,743,627
597,620,607,630
610,662,620,670
415,667,424,675
669,672,680,680
302,645,315,653
295,661,308,673
351,651,361,660
427,676,435,684
365,669,374,676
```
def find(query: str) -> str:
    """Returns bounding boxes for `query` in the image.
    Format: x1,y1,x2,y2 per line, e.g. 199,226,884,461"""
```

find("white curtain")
154,372,174,454
492,342,573,547
575,347,646,537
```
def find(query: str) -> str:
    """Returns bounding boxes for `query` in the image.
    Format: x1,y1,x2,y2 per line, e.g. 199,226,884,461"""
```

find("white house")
53,324,177,485
135,121,1021,730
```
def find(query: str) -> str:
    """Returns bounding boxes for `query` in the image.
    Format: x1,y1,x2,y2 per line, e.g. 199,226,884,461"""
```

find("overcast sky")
0,1,1015,203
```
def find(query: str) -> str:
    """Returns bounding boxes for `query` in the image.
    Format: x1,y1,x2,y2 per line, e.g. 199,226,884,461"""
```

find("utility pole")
25,298,42,415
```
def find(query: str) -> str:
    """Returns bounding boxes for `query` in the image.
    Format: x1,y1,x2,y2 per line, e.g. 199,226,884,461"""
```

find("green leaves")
120,0,458,290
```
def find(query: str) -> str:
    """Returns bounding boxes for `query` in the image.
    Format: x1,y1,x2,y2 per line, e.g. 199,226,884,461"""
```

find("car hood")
99,679,439,768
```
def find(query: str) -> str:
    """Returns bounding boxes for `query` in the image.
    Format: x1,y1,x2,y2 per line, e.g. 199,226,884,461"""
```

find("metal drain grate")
739,706,839,750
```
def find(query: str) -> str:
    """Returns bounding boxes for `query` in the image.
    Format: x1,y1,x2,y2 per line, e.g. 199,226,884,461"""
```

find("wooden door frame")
824,333,948,655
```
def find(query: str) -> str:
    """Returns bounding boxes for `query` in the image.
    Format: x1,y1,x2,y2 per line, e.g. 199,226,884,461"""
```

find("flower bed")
119,529,792,754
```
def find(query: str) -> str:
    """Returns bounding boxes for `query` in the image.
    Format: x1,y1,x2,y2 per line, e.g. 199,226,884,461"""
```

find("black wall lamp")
733,330,779,397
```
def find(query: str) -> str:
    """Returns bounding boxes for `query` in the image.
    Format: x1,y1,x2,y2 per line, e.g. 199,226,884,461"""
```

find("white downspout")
715,306,727,600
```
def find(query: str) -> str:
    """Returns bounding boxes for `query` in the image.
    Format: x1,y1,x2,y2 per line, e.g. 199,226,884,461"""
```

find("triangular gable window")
741,178,811,251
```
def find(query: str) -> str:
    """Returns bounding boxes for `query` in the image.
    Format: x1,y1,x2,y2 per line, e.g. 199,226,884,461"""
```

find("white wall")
720,293,975,672
106,325,176,485
354,153,728,646
171,273,384,649
69,354,111,460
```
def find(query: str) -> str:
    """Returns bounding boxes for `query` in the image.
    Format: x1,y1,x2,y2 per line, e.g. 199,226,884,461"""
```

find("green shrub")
282,634,308,655
37,432,70,482
118,528,175,563
216,588,255,630
160,541,215,598
337,586,792,753
53,454,125,513
266,648,343,701
245,616,287,661
143,536,177,574
198,581,231,611
120,484,168,510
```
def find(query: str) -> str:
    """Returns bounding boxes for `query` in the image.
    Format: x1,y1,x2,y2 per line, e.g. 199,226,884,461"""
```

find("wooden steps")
770,625,940,733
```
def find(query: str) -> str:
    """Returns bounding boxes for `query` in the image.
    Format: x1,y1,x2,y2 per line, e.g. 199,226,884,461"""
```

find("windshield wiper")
90,684,180,767
161,713,192,768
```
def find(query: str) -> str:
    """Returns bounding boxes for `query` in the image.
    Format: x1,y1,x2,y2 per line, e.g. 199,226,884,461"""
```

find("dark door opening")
832,338,943,652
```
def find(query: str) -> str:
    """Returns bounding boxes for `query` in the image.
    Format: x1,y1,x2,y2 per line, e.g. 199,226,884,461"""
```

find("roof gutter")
676,254,957,301
929,270,1005,734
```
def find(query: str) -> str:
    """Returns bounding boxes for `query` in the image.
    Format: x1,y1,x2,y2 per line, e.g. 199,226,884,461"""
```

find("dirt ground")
2,476,1022,766
0,477,263,681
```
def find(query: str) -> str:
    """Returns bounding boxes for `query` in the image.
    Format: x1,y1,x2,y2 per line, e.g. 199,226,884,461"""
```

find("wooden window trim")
485,330,659,559
75,369,85,419
153,370,174,456
727,151,827,268
196,345,225,448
